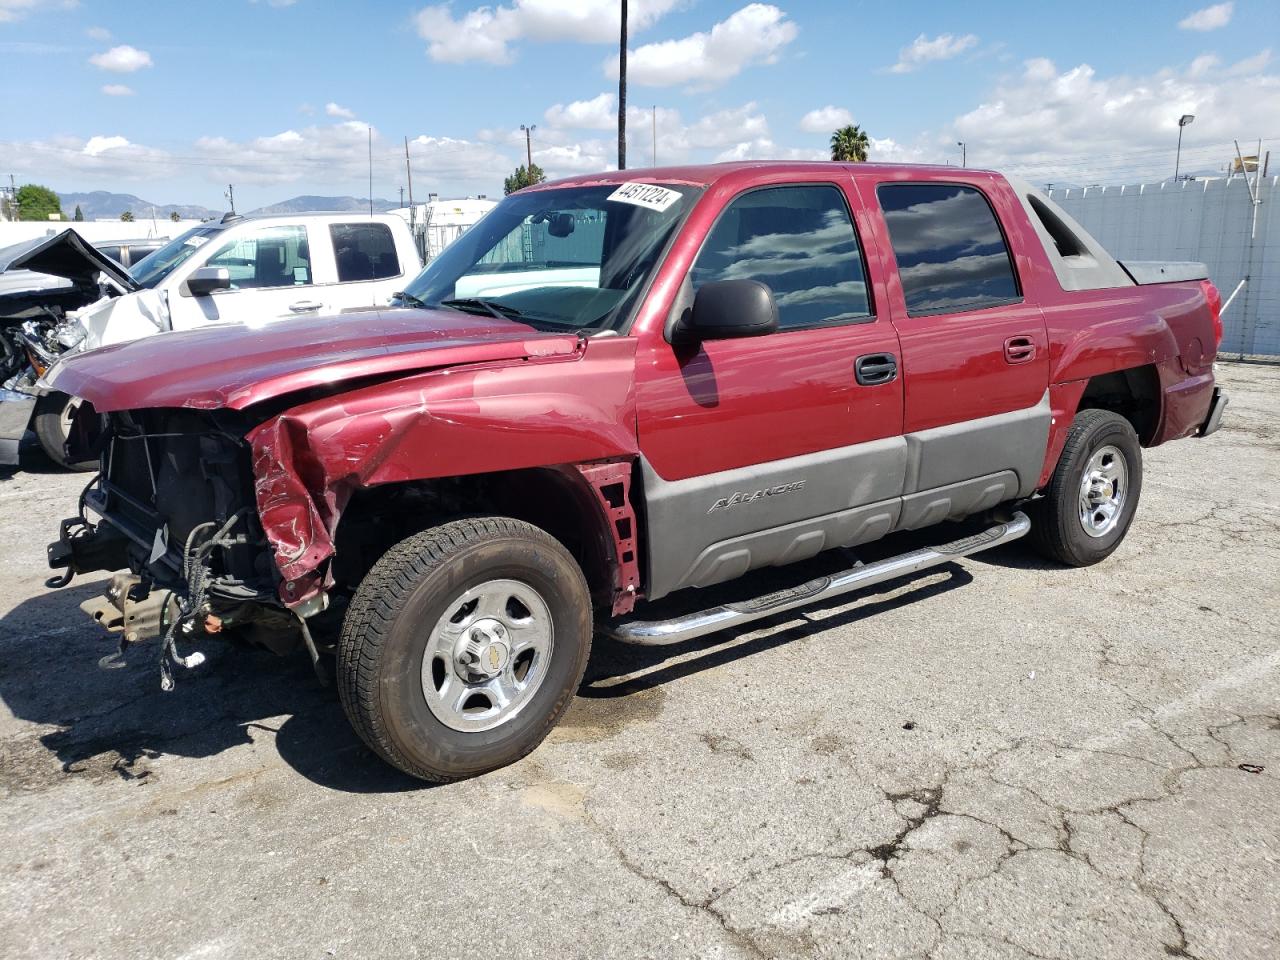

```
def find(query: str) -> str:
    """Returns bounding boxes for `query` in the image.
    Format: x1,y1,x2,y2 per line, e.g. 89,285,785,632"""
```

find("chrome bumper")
0,387,37,466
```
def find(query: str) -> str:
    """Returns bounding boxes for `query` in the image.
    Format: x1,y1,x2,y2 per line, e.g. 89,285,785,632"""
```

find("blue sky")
1,0,1277,209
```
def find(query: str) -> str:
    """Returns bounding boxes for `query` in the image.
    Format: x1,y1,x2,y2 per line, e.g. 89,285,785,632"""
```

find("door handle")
1004,335,1036,364
288,300,323,313
855,353,898,386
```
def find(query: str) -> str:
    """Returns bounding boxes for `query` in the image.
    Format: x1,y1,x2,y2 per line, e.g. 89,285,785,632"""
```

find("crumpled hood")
0,228,139,294
44,307,581,412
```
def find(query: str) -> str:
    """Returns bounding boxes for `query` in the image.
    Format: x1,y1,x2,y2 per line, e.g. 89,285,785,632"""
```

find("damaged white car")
0,213,421,468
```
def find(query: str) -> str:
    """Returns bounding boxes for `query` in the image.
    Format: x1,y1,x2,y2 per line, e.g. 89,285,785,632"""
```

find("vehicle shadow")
0,540,996,795
0,580,422,795
0,438,66,481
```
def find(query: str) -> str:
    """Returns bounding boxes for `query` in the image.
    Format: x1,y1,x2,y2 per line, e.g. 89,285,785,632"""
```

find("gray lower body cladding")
0,388,36,467
641,392,1050,600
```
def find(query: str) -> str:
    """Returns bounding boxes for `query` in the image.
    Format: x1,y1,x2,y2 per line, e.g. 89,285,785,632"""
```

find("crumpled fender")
71,289,170,352
246,335,640,607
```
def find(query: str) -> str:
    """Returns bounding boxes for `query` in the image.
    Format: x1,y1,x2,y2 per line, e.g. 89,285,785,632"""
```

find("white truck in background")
0,212,423,468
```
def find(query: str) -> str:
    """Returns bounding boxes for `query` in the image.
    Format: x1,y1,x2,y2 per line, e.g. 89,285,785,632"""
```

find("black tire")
337,516,592,782
1030,409,1143,567
33,391,95,471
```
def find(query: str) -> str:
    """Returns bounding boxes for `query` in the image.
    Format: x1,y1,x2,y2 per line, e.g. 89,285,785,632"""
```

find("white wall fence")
1050,176,1279,359
0,219,204,249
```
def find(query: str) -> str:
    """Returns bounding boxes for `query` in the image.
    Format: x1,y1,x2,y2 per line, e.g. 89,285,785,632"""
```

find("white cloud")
947,52,1280,183
890,33,978,73
613,3,797,89
414,0,680,64
713,138,825,163
0,0,75,24
1228,49,1271,74
86,25,111,41
101,84,134,96
684,103,770,148
83,135,131,156
325,101,356,119
88,45,153,73
544,92,615,130
250,0,300,7
1178,2,1233,31
534,142,612,173
799,106,854,134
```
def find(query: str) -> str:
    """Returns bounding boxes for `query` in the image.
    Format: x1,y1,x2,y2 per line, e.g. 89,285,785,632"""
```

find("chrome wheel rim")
59,396,80,439
1078,444,1128,538
420,578,553,733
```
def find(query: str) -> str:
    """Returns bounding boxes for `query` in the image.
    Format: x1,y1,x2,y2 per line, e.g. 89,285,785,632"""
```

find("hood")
0,229,139,294
45,307,581,412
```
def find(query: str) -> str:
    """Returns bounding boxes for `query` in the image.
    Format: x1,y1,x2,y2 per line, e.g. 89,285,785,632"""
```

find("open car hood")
0,229,139,294
44,306,581,412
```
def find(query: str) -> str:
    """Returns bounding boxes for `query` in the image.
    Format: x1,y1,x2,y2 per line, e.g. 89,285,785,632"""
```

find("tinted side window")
205,225,312,289
691,185,871,330
331,222,400,282
877,184,1019,316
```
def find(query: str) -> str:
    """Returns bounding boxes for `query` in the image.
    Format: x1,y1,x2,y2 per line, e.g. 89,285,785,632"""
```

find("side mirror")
187,266,231,296
674,279,778,344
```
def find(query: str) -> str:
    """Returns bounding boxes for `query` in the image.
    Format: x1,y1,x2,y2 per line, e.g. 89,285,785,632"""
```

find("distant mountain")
247,195,400,215
58,191,221,222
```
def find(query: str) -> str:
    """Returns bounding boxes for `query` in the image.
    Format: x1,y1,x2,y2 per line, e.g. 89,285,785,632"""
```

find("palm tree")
830,124,870,163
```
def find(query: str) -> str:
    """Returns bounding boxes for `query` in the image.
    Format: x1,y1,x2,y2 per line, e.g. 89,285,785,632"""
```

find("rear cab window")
876,183,1020,316
691,184,872,330
330,222,400,282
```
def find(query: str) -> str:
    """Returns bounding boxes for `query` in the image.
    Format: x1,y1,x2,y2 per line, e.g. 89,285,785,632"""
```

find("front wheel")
1030,409,1143,566
33,391,95,471
337,516,592,782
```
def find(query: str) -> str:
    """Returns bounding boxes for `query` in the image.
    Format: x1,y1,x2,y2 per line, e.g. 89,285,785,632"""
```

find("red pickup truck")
44,162,1227,781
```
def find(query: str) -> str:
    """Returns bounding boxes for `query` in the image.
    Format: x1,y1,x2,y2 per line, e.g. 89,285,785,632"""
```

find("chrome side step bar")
607,511,1030,646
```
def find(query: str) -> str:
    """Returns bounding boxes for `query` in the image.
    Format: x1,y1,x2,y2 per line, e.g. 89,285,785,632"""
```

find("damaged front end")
46,407,312,689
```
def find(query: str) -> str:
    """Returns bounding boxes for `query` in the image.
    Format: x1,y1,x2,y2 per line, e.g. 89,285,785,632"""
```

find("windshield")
129,225,224,288
399,182,701,331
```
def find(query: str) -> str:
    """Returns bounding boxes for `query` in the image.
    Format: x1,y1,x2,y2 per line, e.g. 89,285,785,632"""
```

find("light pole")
520,123,536,173
1175,114,1195,180
957,141,966,167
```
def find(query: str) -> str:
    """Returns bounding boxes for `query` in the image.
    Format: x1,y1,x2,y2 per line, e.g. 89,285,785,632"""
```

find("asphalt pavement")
1,362,1277,960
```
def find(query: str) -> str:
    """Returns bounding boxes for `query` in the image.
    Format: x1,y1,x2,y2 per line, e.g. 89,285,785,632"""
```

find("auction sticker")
607,182,682,212
183,235,209,248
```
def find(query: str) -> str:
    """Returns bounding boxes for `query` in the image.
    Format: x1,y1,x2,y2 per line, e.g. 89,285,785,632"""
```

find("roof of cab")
533,161,1001,191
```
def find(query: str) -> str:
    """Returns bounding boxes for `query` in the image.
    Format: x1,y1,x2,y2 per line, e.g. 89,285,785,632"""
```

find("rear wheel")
33,391,95,471
337,516,592,782
1031,409,1143,566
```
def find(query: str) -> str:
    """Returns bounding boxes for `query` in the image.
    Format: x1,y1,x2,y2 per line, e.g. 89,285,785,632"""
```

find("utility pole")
368,127,373,216
652,105,657,167
618,0,627,170
225,183,235,215
957,141,966,167
520,124,536,172
404,136,415,221
399,186,405,208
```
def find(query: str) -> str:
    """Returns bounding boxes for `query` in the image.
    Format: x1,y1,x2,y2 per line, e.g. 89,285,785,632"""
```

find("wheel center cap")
456,619,510,679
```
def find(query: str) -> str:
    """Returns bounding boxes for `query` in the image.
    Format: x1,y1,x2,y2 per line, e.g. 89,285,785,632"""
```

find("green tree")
504,163,546,195
73,205,84,222
120,210,135,222
830,124,870,163
16,183,63,221
170,210,181,222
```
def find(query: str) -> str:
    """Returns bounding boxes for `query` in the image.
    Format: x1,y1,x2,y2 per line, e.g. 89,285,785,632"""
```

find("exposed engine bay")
47,408,307,688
